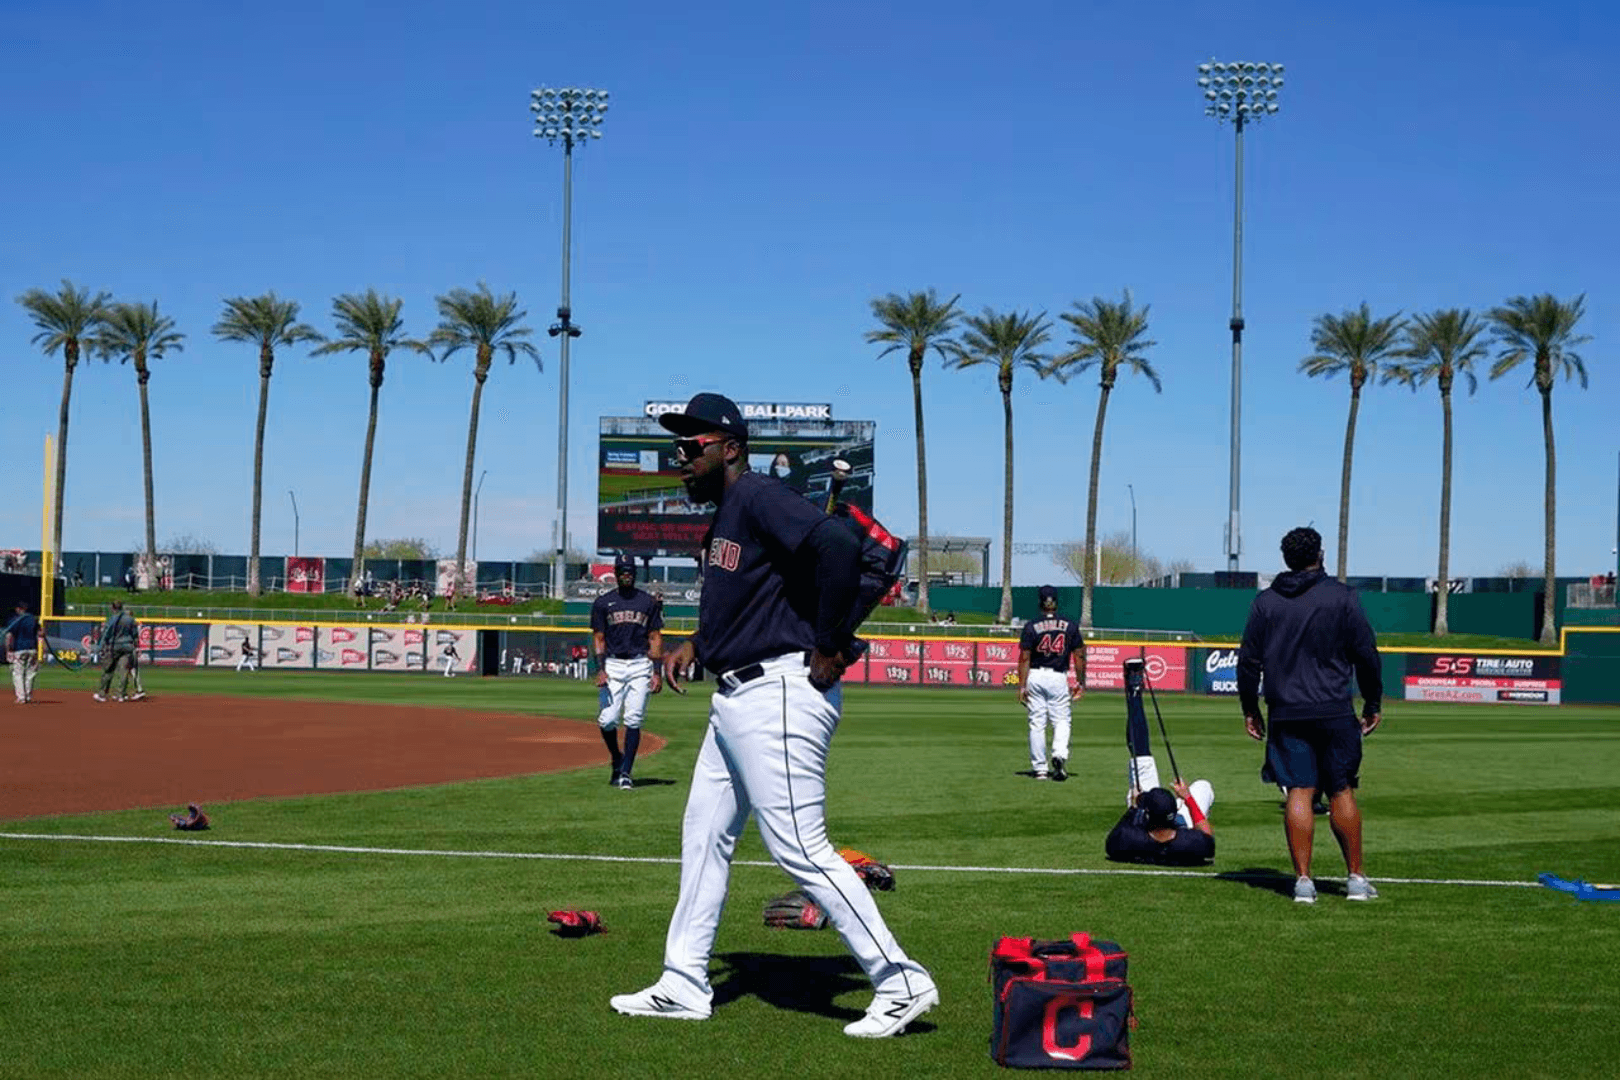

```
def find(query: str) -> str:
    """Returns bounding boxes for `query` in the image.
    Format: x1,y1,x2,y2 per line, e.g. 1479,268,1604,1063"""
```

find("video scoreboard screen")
598,402,876,556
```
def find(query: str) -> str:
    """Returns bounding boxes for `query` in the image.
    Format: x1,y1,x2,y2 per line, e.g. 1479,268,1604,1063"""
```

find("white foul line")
0,832,1540,889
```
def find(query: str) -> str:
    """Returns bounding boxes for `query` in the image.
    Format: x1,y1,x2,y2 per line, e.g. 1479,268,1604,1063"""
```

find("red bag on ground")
989,933,1135,1069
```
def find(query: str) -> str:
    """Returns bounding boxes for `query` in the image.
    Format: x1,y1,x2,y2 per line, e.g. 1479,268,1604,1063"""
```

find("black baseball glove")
763,889,828,930
839,848,896,892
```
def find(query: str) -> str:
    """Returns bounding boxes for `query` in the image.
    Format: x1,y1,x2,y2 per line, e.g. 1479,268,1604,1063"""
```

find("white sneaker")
1346,873,1379,901
1294,876,1317,905
93,693,107,702
131,692,148,701
609,984,711,1021
843,984,940,1038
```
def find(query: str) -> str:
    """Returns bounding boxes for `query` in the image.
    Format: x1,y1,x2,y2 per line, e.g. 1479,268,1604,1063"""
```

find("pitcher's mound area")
0,692,663,820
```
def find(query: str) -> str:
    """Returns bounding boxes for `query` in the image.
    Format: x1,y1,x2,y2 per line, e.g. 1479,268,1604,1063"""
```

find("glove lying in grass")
763,889,828,930
839,848,895,892
168,804,210,831
546,910,605,936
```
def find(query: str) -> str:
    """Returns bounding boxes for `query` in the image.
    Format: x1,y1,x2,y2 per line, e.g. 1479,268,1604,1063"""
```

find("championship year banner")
1084,645,1188,691
1403,653,1562,705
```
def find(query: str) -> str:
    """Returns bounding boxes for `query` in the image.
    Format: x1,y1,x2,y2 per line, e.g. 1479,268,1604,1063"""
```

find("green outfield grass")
5,668,1618,1078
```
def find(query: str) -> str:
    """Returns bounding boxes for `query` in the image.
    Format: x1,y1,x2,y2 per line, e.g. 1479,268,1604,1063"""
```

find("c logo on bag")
1042,996,1094,1061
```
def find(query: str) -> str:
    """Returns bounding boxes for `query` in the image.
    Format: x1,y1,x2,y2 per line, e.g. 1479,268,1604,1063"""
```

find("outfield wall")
33,617,1620,707
928,584,1572,640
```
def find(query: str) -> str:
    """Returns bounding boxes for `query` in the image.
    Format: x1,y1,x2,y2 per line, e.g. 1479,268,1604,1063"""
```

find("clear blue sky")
2,0,1615,584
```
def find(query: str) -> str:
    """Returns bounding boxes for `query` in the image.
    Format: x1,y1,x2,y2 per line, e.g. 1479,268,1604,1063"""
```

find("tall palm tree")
90,301,186,579
1383,309,1489,636
212,293,324,596
1299,303,1407,581
427,283,541,598
865,290,961,617
16,280,111,560
1053,291,1160,628
311,290,432,584
1487,293,1591,645
947,309,1055,622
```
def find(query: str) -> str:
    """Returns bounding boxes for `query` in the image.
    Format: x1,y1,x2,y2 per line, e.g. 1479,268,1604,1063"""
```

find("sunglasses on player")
673,433,729,462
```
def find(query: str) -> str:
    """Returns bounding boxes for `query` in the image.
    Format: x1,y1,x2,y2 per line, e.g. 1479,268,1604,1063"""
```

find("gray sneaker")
1294,876,1317,904
1346,873,1379,901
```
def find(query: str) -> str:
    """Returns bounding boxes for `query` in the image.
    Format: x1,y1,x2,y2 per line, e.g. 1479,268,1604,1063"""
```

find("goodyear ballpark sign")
644,401,833,421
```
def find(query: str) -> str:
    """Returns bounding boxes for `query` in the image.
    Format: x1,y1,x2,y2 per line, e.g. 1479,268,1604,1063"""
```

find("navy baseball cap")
658,392,748,440
1038,585,1058,602
614,552,635,572
1139,787,1179,828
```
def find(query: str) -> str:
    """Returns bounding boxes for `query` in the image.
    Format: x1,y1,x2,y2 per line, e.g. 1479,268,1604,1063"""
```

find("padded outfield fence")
29,614,1620,705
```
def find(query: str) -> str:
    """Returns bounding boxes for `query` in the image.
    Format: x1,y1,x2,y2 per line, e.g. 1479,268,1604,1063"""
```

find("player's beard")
681,465,724,506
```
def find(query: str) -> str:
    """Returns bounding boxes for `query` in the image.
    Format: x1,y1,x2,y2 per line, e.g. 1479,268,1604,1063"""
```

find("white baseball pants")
1025,667,1072,774
658,652,931,1005
598,657,653,728
10,650,38,702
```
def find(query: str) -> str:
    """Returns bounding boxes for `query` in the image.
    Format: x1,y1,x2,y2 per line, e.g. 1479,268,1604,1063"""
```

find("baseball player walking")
591,552,664,789
610,392,937,1038
1016,585,1085,781
236,640,258,672
94,599,140,702
441,641,460,677
6,600,40,704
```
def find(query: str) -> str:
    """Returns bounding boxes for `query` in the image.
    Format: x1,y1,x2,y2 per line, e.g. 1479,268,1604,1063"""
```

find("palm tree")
1486,293,1591,645
16,280,112,560
865,290,961,618
212,294,324,596
1383,309,1489,636
947,309,1056,622
311,290,433,585
427,283,541,599
1053,291,1160,628
90,302,186,580
1299,303,1407,581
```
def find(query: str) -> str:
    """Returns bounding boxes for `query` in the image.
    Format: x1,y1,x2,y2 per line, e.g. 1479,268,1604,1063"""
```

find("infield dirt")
0,691,662,820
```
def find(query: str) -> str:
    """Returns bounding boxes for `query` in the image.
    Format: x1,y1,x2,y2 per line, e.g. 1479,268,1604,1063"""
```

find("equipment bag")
831,502,908,661
989,933,1135,1070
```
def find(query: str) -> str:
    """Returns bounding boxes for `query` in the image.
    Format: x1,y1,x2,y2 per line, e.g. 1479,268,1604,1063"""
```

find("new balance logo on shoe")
650,995,680,1011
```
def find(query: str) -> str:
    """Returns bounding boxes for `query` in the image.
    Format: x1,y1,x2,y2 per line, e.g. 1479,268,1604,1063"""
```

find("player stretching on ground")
610,392,937,1038
590,552,664,790
1016,585,1085,781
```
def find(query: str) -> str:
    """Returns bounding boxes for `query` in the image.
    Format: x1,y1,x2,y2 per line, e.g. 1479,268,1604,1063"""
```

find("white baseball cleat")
609,984,711,1021
844,984,940,1038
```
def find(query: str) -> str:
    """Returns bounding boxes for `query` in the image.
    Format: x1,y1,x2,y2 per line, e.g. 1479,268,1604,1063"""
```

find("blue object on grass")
1539,873,1620,901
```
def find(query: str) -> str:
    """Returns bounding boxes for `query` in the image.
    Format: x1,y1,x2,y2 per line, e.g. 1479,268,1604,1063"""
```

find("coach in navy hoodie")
1238,526,1383,905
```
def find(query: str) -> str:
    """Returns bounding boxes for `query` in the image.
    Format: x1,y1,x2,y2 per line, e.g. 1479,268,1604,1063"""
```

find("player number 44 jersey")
1020,616,1081,671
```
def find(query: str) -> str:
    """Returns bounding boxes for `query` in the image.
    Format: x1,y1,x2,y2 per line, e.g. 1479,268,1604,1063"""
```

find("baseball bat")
824,458,852,513
1139,648,1181,782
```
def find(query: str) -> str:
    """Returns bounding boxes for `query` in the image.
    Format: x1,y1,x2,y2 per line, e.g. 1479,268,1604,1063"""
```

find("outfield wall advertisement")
1402,653,1562,705
843,639,1187,691
598,412,876,556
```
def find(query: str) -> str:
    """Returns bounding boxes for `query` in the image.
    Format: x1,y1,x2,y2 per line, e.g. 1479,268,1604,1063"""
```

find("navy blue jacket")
1237,568,1382,722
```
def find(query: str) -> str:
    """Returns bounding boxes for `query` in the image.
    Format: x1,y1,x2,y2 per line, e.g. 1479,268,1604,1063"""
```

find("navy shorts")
1265,716,1362,795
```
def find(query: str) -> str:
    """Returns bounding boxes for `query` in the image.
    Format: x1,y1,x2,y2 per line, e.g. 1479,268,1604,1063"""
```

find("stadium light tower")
531,85,609,599
1198,60,1282,574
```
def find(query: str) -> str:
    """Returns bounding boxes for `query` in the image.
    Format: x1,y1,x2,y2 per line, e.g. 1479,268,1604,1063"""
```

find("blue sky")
2,0,1615,584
